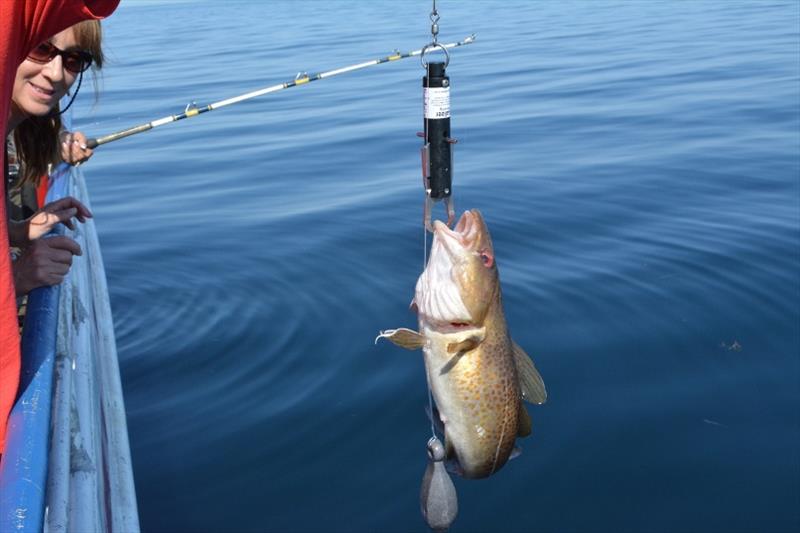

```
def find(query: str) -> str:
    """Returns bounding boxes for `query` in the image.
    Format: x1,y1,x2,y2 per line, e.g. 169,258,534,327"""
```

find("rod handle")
86,123,154,151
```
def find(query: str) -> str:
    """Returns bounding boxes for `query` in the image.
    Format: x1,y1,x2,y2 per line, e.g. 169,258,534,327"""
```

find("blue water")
70,1,799,531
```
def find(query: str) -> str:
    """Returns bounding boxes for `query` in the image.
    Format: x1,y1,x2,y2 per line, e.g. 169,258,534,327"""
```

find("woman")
6,20,104,297
0,0,118,462
11,19,103,191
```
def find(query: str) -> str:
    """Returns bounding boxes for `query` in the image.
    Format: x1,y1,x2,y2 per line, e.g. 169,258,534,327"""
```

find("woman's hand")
60,130,94,166
8,196,93,247
12,236,83,296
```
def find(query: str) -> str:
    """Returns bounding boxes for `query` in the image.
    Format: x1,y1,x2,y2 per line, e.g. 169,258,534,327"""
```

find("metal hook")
424,195,455,233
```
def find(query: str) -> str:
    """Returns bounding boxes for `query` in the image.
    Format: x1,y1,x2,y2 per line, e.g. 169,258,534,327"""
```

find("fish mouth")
415,211,485,328
432,210,481,254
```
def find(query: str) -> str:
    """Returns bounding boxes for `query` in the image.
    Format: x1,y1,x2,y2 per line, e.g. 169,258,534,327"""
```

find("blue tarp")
0,165,69,532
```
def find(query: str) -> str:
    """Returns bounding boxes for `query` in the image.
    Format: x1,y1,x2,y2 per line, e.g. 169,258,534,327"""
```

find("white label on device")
424,87,450,119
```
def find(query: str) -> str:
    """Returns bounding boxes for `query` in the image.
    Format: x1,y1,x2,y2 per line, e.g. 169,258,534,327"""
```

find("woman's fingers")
46,235,82,259
44,197,92,221
26,197,92,241
13,236,82,295
61,131,94,165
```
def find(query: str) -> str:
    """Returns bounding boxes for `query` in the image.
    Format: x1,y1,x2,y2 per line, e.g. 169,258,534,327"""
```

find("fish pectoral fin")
512,341,548,405
375,328,426,350
517,403,532,437
446,337,480,354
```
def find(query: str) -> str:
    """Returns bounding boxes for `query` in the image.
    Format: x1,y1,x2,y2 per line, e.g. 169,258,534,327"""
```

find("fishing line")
423,222,436,439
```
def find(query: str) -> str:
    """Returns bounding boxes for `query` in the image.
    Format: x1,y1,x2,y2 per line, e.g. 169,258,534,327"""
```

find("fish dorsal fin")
512,341,547,404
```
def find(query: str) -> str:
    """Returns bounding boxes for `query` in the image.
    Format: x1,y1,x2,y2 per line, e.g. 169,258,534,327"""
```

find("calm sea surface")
70,1,799,531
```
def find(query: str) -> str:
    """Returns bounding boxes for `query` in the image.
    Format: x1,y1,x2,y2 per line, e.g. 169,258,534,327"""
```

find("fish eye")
479,250,494,268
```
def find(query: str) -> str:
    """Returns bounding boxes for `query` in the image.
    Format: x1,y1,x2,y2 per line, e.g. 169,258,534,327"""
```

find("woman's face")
11,27,80,119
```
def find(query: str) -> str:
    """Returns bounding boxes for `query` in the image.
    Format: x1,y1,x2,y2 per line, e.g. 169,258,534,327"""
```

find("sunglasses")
27,41,93,74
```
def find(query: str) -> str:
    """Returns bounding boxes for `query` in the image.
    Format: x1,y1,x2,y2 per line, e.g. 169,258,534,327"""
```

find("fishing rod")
85,34,476,149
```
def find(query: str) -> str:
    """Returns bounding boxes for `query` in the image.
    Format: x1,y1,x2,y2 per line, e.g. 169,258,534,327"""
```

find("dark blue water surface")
71,1,799,531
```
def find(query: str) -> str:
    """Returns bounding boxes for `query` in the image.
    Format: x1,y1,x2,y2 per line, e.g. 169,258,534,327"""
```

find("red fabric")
36,175,49,209
0,0,119,454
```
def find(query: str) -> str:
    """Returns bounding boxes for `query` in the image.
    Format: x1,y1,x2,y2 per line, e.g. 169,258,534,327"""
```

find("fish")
378,209,547,479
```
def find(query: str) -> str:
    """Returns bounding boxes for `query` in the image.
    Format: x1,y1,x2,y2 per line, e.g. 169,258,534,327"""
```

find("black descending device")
421,60,456,230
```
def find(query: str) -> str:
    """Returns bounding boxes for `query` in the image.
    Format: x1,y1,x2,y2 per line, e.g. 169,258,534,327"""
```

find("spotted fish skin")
379,209,546,479
421,295,520,478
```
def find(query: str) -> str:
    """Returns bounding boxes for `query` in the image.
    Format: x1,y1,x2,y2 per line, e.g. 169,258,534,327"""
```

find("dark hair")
13,20,105,186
